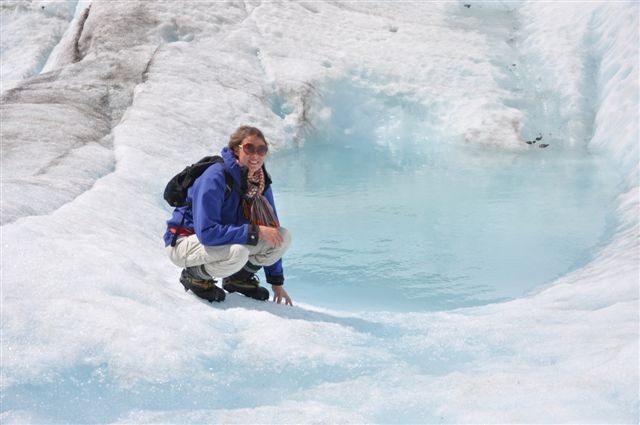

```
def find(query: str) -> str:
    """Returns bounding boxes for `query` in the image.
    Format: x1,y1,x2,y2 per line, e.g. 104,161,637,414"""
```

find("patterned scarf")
243,167,280,228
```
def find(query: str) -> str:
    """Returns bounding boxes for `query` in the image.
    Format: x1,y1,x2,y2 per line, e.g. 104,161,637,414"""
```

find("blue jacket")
164,147,284,283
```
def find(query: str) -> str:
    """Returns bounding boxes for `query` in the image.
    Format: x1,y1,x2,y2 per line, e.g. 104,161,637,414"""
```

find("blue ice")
270,81,622,311
1,1,637,423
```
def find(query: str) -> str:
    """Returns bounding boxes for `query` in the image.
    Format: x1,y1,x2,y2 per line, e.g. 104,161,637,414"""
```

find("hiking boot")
180,269,225,302
222,274,269,301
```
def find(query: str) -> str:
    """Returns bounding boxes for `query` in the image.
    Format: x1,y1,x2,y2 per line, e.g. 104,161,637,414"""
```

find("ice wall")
514,2,639,310
518,2,639,181
0,0,78,90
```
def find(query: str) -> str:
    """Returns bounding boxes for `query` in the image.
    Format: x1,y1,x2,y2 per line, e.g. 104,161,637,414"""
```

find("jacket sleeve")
191,166,251,246
262,187,285,284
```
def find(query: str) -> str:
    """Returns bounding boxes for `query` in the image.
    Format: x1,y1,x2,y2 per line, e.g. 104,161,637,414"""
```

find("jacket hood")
221,146,241,173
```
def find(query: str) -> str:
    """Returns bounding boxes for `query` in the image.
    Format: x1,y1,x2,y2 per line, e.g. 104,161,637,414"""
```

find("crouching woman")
163,126,293,305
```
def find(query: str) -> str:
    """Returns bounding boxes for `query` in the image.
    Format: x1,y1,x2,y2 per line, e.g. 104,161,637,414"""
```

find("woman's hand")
259,225,283,247
272,285,293,306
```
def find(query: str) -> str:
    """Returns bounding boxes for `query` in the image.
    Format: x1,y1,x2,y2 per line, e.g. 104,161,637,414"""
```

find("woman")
164,126,293,305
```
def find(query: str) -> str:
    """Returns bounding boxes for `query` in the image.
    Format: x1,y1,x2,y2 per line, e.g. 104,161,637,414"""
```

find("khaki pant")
166,227,292,278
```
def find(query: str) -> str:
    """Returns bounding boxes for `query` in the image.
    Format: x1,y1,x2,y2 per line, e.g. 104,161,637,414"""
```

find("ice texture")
1,1,638,423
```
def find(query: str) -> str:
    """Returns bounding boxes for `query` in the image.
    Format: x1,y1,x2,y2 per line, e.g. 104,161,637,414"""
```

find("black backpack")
163,155,234,207
164,155,235,246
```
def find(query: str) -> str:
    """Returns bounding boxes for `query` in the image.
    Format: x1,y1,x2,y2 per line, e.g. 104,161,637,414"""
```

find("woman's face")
236,134,268,174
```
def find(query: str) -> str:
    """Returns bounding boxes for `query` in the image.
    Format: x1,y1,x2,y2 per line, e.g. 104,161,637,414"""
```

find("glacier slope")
1,1,638,423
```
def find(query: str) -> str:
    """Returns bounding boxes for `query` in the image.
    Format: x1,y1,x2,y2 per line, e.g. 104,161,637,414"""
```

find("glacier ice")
1,1,638,423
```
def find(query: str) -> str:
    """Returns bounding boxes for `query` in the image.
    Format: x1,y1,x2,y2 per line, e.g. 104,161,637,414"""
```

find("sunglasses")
241,143,268,156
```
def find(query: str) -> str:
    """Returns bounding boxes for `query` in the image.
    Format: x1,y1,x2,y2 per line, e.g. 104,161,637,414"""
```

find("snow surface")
1,1,638,423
